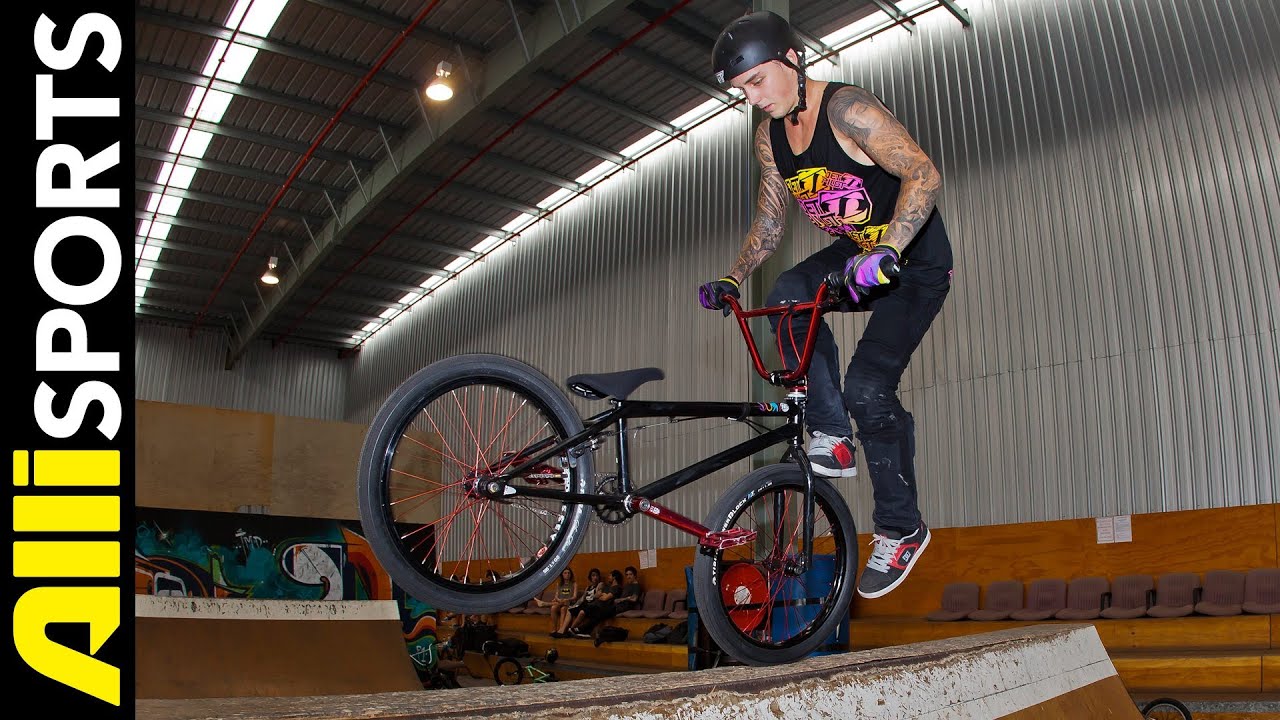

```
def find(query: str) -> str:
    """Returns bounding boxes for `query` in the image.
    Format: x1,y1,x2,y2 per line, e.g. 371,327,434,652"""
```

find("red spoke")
449,386,490,477
490,500,557,556
400,431,472,471
421,405,475,473
388,467,458,491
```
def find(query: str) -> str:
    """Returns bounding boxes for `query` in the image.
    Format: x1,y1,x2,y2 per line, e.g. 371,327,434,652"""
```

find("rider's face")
729,55,798,119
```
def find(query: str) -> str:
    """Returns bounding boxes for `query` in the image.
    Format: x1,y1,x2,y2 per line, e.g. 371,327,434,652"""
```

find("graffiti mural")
135,507,441,685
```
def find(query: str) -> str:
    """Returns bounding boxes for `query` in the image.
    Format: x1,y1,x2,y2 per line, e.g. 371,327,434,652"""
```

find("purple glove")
698,276,740,314
841,245,900,298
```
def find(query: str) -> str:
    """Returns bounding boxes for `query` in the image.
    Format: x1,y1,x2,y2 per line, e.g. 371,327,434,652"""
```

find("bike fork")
787,386,816,574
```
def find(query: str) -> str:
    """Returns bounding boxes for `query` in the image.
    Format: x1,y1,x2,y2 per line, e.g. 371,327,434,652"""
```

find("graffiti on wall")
134,507,440,681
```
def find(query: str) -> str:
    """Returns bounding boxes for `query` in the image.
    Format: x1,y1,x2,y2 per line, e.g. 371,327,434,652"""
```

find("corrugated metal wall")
138,0,1278,547
136,321,349,419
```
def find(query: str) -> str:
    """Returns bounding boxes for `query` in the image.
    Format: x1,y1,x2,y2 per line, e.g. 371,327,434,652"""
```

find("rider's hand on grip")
698,276,740,317
840,244,900,300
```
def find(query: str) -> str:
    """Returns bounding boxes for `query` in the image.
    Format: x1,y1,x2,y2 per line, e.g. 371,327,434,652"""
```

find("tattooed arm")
828,86,942,253
726,120,790,284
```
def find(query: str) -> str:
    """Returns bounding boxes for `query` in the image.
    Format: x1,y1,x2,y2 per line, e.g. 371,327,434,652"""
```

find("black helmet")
712,11,807,123
712,11,803,85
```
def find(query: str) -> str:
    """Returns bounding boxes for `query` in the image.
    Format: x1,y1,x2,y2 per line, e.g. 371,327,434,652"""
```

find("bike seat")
565,367,664,401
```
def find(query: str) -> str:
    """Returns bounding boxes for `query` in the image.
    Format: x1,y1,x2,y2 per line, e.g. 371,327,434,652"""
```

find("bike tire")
1139,697,1193,720
693,464,857,666
493,658,525,685
357,353,593,615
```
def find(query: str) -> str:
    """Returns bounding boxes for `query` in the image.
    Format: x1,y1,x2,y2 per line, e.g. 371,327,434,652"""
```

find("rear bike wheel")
694,464,857,666
357,353,594,615
492,658,525,685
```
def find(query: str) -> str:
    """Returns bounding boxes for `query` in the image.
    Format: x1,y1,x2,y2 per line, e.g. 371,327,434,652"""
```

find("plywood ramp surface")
138,624,1141,720
136,597,421,700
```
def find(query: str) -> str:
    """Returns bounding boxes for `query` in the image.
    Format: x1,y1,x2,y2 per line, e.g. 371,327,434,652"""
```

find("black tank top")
769,82,952,288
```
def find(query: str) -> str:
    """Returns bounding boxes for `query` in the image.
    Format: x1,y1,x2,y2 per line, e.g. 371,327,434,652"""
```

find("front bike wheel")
357,353,594,615
694,464,857,666
493,658,525,685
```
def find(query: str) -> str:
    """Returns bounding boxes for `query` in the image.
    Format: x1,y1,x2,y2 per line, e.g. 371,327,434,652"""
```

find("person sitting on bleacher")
570,567,642,639
553,568,602,638
535,567,578,635
565,569,621,638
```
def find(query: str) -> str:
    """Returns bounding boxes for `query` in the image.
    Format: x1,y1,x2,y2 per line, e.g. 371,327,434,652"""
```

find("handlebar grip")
879,254,901,278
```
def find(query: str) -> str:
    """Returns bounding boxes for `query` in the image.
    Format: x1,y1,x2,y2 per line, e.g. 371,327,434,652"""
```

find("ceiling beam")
489,111,628,165
135,180,325,227
537,72,681,137
588,30,736,105
413,174,545,217
136,7,421,94
136,146,335,197
136,107,375,171
138,61,404,136
463,147,587,192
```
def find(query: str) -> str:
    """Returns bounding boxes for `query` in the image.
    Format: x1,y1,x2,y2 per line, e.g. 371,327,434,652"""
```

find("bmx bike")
357,276,861,666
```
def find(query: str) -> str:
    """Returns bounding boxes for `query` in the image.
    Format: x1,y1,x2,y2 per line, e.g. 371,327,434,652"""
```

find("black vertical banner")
13,3,134,717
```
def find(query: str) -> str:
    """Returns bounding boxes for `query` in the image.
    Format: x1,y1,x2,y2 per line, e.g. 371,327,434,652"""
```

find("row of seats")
508,587,689,620
927,567,1280,622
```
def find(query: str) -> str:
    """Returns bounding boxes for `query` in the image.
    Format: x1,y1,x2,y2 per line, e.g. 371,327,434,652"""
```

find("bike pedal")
700,528,757,550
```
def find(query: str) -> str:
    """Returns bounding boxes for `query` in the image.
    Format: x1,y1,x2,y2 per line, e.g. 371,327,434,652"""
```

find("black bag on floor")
594,625,629,646
665,620,689,644
487,636,530,658
643,623,673,643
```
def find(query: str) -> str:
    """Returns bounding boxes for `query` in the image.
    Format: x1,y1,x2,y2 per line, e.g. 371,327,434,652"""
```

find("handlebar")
718,276,849,387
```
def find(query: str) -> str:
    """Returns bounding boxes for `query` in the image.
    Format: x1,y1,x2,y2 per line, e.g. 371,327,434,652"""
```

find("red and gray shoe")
857,524,931,599
807,431,858,478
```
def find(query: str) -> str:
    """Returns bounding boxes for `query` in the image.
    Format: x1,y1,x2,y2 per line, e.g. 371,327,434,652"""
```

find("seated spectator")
566,569,622,638
570,567,642,639
554,568,602,638
536,567,578,634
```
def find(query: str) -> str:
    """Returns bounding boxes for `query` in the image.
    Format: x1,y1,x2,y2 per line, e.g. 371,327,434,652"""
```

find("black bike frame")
481,280,846,561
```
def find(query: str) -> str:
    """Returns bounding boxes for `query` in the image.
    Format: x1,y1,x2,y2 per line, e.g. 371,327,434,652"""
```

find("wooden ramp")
136,596,422,700
137,624,1143,719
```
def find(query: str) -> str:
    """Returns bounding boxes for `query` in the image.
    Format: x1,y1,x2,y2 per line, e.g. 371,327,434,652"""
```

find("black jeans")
766,237,949,533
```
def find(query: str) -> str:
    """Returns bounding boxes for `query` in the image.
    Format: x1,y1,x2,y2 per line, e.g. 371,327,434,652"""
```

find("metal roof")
135,0,954,365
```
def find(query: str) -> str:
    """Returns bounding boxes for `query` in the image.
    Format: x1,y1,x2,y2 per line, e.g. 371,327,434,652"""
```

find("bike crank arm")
627,496,756,550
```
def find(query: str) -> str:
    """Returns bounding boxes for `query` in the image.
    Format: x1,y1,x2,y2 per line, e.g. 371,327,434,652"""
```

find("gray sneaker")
808,431,858,478
857,524,931,599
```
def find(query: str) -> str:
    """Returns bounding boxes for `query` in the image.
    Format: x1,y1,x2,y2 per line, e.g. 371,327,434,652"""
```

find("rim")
711,481,848,650
376,376,580,594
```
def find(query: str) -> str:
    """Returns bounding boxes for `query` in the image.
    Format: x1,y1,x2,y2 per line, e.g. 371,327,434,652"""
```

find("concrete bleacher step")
848,614,1280,696
848,614,1273,652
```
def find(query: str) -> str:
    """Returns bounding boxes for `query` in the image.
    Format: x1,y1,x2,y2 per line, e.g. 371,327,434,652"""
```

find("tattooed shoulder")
826,85,885,145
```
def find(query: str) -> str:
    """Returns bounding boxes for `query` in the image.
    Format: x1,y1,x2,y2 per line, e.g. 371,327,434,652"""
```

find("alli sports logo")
19,9,131,714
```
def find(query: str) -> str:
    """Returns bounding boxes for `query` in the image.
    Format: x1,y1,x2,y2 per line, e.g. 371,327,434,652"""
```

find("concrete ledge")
138,624,1140,719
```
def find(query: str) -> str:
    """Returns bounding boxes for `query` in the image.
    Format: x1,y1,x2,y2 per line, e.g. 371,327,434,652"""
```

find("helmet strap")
783,51,806,125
